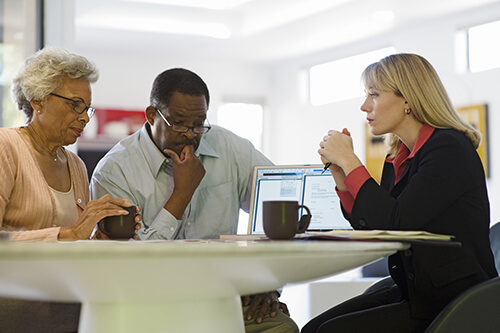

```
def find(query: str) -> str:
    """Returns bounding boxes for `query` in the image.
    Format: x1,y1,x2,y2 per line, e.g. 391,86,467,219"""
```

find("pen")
321,163,331,175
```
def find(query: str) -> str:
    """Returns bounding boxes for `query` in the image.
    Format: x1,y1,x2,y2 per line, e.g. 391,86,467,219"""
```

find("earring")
405,108,411,115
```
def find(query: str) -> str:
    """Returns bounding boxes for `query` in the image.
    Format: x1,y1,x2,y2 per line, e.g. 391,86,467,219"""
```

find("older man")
90,68,299,333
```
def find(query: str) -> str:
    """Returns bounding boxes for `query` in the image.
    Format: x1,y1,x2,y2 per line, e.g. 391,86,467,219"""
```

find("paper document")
304,230,453,241
219,230,454,242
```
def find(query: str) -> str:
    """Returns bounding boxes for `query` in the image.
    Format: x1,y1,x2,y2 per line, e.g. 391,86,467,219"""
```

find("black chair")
424,222,500,332
489,222,500,271
363,275,500,332
362,257,389,278
0,298,80,332
362,275,394,295
424,276,500,333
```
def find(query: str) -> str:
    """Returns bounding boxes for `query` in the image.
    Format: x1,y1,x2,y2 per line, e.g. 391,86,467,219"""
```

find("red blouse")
337,124,435,215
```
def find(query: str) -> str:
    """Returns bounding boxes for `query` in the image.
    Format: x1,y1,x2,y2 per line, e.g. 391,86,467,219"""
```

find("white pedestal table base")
79,296,244,333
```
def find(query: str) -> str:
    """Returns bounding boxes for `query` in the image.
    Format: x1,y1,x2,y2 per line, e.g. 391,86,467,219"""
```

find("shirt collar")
390,123,435,165
139,123,167,176
197,134,219,159
407,123,435,159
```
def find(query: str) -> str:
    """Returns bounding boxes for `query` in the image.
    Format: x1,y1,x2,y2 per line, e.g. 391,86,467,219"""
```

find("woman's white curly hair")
11,47,99,122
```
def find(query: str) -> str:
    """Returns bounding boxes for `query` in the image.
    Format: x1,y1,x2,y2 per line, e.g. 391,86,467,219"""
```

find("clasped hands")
242,291,290,324
318,128,361,176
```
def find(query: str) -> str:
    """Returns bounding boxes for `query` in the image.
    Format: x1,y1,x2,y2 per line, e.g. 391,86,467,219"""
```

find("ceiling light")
124,0,252,10
77,16,231,39
372,10,395,22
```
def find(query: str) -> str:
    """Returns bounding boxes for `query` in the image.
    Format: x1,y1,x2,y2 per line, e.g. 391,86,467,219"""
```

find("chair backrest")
424,223,500,332
424,277,500,333
489,222,500,272
365,223,500,332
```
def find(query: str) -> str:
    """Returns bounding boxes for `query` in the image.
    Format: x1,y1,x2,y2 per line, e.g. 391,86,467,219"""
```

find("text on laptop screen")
248,165,352,234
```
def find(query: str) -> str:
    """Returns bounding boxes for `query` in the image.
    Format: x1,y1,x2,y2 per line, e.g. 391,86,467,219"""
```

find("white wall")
77,51,272,125
76,2,500,224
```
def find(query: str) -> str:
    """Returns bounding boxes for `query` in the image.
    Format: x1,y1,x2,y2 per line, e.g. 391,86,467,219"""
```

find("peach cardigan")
0,128,89,241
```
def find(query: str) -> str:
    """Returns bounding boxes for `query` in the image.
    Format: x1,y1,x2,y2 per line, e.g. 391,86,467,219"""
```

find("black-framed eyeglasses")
156,108,211,134
49,93,96,118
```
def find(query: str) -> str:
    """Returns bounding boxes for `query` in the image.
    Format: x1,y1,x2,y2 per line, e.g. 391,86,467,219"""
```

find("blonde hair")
11,47,99,122
361,53,480,157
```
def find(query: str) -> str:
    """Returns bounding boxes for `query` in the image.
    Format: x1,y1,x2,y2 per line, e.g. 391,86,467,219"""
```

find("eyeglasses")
156,108,211,134
49,93,96,118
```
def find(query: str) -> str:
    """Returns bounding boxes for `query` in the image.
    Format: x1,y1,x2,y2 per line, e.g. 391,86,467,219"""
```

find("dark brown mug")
262,201,312,240
98,206,137,240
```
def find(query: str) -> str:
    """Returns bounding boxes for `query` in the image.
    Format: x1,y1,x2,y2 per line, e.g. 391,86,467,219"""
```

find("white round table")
0,240,408,332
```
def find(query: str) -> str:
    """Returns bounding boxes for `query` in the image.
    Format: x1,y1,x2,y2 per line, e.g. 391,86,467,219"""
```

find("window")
216,102,264,151
217,102,264,234
467,20,500,73
309,47,396,106
1,0,42,128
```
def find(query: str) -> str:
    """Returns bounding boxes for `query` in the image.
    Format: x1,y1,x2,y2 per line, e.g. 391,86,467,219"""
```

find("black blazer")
348,128,498,320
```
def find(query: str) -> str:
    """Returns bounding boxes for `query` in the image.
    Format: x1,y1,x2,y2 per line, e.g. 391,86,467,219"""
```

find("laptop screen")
247,165,352,234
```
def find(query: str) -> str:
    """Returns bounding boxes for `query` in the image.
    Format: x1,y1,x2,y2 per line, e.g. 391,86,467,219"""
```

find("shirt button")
77,198,82,204
170,227,175,231
187,222,191,226
359,220,366,227
407,273,415,280
404,249,412,257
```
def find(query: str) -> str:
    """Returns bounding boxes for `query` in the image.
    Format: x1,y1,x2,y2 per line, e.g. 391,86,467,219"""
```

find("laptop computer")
246,165,352,234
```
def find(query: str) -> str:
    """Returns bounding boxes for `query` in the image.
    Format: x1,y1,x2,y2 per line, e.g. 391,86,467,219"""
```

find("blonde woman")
303,53,497,333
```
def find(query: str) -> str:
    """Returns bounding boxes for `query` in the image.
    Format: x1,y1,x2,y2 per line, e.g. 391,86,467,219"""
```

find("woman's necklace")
24,126,61,162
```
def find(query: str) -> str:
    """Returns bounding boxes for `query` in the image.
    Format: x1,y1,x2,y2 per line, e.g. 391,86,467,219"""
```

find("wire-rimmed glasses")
156,108,211,134
49,93,96,118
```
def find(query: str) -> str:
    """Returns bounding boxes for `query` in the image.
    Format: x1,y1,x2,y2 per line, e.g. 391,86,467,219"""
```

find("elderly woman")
0,47,139,332
0,47,139,241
